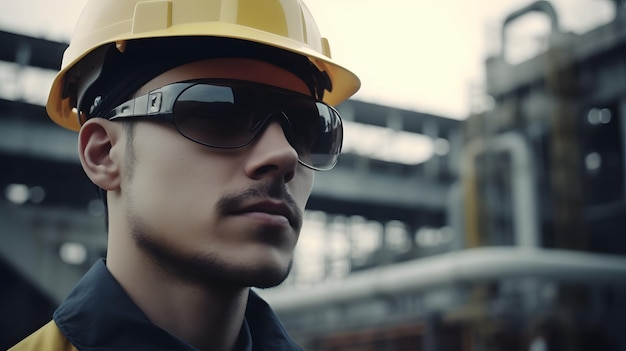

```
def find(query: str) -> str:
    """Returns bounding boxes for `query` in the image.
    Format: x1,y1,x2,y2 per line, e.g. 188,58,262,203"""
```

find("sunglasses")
105,79,343,171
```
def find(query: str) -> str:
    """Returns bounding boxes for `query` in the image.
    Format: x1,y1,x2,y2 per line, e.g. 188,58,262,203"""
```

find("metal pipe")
259,247,626,312
500,0,561,59
462,131,539,248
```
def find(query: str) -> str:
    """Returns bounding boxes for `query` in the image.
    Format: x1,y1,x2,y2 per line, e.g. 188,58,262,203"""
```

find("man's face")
117,58,315,288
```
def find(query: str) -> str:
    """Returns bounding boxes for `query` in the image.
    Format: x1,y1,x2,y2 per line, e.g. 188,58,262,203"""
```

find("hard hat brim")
47,22,361,132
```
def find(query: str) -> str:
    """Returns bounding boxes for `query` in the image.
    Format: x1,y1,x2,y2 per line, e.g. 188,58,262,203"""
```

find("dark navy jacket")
51,259,302,351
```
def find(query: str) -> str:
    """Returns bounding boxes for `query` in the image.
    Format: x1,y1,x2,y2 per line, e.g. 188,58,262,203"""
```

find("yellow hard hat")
47,0,361,131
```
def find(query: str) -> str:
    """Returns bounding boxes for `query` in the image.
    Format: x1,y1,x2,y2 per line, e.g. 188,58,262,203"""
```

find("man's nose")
243,122,299,182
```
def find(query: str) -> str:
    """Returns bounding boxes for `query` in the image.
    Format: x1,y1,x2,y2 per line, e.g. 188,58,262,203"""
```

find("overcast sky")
0,0,616,119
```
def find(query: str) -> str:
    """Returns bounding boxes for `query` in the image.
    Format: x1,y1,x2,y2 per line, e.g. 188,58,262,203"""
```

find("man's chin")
184,255,293,290
242,264,292,289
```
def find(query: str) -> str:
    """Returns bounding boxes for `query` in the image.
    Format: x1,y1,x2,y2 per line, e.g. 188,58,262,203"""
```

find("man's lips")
230,200,300,229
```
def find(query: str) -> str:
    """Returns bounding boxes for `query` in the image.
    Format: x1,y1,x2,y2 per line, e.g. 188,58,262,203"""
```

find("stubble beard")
126,182,302,290
130,221,295,289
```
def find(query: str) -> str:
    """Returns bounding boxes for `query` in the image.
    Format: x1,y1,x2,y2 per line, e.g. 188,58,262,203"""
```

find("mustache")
216,182,304,230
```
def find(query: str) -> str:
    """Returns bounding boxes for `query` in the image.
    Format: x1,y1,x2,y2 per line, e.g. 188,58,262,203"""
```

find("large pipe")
500,0,561,59
259,247,626,312
462,131,539,248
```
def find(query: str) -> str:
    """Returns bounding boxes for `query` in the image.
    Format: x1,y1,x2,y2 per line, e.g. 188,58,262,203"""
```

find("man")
11,0,360,350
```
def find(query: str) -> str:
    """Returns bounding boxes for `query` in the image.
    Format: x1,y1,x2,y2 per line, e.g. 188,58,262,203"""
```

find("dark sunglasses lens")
170,82,341,170
286,101,342,170
173,84,259,147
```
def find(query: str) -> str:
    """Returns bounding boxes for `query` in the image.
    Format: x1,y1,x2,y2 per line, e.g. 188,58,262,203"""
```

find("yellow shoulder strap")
9,320,78,351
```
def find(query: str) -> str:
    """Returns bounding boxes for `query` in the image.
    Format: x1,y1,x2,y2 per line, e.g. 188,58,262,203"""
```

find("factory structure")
2,1,626,350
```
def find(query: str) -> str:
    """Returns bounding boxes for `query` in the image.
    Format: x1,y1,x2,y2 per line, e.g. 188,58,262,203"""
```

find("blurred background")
2,0,626,350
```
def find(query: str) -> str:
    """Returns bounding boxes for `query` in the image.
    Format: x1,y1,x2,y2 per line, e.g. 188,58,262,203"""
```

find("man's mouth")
231,199,301,230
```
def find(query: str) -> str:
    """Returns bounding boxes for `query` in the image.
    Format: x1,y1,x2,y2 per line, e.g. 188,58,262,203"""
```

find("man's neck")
106,249,249,351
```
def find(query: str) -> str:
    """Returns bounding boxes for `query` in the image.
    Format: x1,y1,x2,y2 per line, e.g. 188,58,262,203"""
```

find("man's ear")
78,118,125,191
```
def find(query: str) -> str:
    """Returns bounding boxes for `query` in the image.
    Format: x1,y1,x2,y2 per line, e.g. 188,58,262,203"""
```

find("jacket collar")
54,259,301,351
